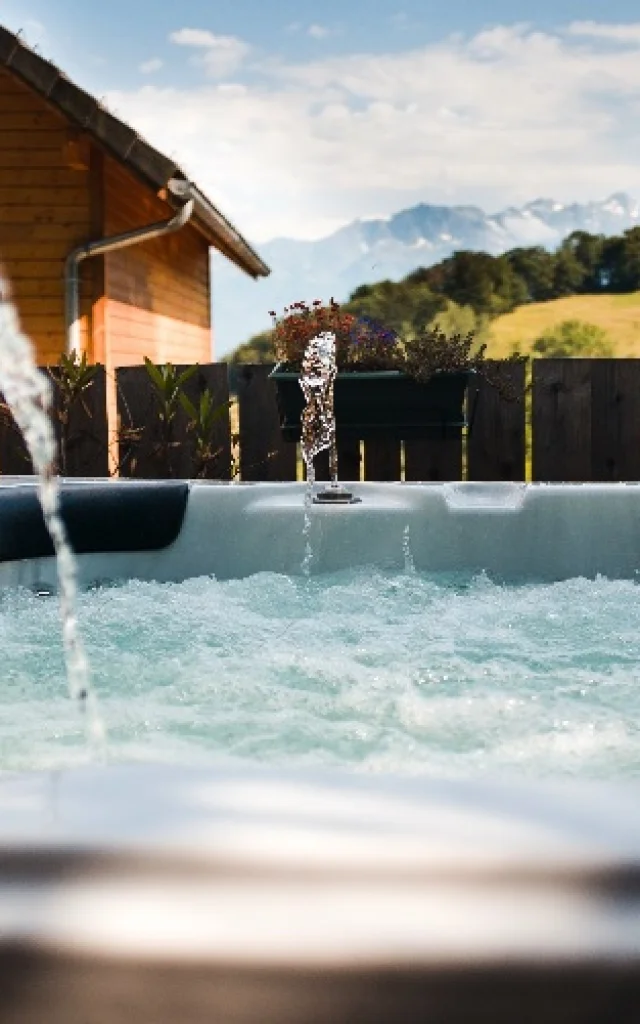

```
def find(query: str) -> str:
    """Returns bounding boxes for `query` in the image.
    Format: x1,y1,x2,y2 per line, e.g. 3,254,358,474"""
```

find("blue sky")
2,0,640,242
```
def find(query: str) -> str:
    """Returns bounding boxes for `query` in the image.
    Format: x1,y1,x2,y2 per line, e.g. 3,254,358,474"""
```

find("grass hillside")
487,292,640,358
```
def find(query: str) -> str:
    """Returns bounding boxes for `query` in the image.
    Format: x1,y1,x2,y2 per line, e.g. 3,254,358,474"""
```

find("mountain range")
212,193,640,356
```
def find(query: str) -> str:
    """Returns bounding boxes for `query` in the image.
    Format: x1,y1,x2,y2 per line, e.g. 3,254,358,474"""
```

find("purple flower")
349,316,398,346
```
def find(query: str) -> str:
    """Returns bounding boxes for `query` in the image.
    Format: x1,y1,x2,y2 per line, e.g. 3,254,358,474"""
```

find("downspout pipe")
64,178,195,357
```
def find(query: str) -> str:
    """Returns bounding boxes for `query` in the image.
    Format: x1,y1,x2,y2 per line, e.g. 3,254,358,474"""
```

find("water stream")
403,525,416,574
299,330,339,490
299,331,339,574
0,277,104,749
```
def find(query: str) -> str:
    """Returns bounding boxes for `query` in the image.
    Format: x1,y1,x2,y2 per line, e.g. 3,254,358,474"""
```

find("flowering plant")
270,298,524,396
270,298,504,380
270,299,403,372
270,299,357,367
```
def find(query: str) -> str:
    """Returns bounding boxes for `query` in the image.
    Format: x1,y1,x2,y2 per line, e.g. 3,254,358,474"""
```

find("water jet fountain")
300,330,360,505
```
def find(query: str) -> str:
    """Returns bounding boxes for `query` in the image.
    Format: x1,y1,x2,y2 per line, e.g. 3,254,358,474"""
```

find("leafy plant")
48,350,99,475
179,388,231,478
406,325,526,400
144,358,199,476
402,326,484,383
144,358,198,426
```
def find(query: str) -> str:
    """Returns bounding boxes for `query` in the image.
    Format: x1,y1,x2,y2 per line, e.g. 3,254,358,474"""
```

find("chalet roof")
0,25,270,279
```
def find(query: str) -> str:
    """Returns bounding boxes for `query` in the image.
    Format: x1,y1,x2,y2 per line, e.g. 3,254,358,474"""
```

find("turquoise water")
0,568,639,777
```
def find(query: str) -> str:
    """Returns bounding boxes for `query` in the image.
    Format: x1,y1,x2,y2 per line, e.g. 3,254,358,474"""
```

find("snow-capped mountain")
213,192,640,355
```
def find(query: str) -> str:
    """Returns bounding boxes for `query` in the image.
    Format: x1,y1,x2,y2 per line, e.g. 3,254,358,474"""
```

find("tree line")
230,226,640,362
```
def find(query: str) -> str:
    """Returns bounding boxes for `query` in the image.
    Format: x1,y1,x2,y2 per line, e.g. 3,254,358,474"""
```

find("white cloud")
285,23,335,39
169,27,250,77
308,24,331,40
567,21,640,43
106,22,640,241
139,58,163,74
169,28,219,48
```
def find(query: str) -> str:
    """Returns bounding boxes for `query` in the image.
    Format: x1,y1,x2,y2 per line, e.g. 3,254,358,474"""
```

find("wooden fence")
3,359,640,482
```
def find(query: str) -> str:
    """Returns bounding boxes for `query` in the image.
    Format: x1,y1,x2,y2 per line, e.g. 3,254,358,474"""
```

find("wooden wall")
102,156,212,371
0,66,93,362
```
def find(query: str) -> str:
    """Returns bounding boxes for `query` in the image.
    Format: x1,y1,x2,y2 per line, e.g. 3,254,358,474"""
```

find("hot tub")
0,478,639,1023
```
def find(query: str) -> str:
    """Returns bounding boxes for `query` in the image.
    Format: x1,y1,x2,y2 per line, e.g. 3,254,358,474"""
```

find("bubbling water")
0,276,104,749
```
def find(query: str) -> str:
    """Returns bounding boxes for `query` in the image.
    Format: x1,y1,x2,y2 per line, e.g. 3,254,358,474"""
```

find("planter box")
269,365,475,441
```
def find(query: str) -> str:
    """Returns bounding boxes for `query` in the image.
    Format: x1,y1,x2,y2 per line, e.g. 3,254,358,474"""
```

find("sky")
2,0,640,244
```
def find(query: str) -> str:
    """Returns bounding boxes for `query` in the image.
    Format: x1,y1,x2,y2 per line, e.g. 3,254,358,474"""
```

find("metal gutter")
64,179,194,356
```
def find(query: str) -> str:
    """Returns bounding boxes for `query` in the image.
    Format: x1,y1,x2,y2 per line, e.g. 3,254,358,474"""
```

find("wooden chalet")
0,24,269,381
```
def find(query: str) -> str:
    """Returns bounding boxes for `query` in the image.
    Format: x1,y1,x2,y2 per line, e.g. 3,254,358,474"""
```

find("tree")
531,320,613,357
552,248,587,297
562,231,604,292
228,330,275,363
437,250,528,317
428,300,490,345
600,227,640,292
620,227,640,291
504,247,556,302
344,279,446,337
438,251,496,313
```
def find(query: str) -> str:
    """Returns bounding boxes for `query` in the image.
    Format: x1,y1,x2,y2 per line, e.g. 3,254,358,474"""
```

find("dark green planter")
269,365,476,441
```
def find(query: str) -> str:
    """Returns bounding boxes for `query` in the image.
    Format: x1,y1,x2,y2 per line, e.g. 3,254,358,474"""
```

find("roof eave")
190,188,270,279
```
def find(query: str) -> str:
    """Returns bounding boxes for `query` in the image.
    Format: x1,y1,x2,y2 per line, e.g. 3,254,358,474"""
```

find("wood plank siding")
103,156,212,370
0,66,92,362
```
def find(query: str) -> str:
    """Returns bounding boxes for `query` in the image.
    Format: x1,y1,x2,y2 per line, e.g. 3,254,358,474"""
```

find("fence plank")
591,359,640,481
364,438,401,481
237,364,297,481
404,430,463,481
532,360,592,482
467,363,526,481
